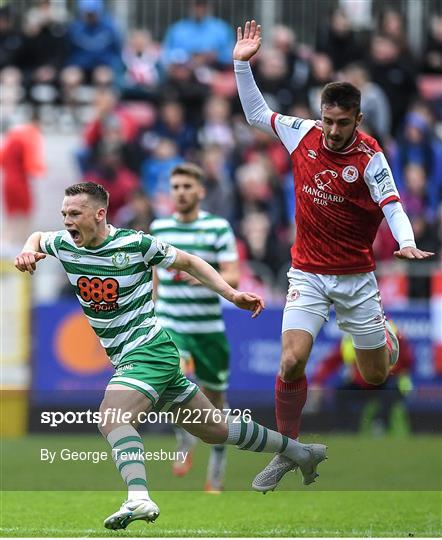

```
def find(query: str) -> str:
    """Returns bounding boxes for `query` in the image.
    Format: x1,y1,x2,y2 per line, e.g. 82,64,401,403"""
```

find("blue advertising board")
32,301,441,409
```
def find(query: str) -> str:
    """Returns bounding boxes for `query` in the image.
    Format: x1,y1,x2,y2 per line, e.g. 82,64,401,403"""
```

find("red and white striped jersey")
270,114,400,274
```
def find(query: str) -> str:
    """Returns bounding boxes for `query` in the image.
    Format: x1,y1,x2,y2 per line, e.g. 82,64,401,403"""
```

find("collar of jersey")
172,210,208,224
75,224,116,251
320,131,361,156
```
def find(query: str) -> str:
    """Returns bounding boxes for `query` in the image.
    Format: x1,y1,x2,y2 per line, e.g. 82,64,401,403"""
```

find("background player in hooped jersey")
15,182,327,531
233,21,434,493
150,163,239,493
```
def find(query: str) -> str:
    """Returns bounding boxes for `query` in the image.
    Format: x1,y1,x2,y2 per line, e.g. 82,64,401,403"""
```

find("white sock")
106,425,150,501
174,425,197,450
207,444,227,486
225,417,308,461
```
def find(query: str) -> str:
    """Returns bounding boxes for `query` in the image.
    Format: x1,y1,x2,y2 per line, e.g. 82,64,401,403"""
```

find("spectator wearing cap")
162,0,234,68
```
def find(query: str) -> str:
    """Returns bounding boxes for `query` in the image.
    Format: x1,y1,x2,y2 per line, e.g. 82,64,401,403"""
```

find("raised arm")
233,20,274,134
14,231,47,274
363,152,434,260
170,249,264,318
233,20,262,62
382,202,435,260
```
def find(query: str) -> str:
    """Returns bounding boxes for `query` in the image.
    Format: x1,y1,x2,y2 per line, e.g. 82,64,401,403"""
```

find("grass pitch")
1,434,441,537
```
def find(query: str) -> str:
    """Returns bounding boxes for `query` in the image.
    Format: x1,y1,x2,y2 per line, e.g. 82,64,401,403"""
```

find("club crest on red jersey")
342,165,359,183
314,169,337,191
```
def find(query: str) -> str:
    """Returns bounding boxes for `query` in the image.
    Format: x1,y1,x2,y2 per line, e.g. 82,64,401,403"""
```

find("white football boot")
252,443,328,493
103,498,159,530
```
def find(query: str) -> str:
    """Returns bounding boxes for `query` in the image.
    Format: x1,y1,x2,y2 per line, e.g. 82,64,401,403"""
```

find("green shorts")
165,329,230,391
108,329,198,411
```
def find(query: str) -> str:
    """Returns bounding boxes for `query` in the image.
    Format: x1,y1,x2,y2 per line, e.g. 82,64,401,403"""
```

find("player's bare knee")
280,352,306,381
362,368,388,386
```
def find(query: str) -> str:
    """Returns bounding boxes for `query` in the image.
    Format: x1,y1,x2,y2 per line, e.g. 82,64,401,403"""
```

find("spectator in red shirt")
1,111,45,248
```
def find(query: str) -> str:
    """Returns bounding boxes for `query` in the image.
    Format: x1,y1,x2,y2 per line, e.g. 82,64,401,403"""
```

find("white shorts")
282,268,387,350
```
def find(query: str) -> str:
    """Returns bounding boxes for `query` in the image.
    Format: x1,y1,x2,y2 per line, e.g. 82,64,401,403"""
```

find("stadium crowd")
1,0,441,299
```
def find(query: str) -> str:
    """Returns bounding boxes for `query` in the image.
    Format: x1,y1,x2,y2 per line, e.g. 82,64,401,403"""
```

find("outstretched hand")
394,246,435,260
232,291,265,318
14,251,46,274
233,20,262,61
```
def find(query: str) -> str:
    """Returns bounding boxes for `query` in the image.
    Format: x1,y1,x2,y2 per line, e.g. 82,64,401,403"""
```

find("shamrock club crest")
112,251,130,269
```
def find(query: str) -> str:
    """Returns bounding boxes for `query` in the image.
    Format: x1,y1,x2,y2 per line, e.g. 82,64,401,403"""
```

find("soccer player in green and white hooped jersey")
15,182,327,531
150,163,240,492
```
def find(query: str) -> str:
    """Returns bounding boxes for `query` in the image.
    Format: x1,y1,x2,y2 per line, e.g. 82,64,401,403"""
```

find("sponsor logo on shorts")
287,288,300,301
342,165,359,183
115,363,134,376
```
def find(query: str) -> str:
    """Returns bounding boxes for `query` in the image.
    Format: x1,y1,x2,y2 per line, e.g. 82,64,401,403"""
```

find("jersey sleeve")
40,231,64,258
214,222,238,263
270,114,316,154
363,152,401,208
139,233,177,268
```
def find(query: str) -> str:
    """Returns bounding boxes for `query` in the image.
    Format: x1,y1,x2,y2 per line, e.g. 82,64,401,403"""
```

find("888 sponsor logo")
77,276,120,313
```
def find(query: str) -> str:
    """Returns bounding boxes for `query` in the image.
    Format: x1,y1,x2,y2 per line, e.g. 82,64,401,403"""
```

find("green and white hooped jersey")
150,211,238,334
40,226,177,367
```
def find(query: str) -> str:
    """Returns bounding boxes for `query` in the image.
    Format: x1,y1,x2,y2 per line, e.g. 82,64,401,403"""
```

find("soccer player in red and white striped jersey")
234,20,434,492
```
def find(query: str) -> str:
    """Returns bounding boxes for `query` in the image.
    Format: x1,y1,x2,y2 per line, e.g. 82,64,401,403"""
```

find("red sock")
275,375,308,438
